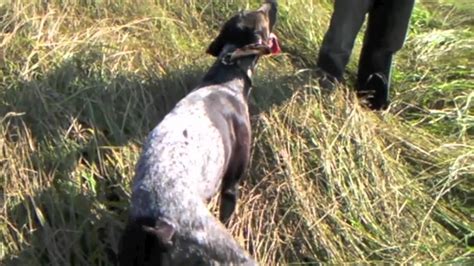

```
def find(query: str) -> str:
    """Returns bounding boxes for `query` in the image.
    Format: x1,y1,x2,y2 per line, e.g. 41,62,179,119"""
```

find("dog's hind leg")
219,119,251,226
220,181,240,226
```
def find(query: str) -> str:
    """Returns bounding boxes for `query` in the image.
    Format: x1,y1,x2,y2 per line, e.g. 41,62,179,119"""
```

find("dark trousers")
317,0,415,91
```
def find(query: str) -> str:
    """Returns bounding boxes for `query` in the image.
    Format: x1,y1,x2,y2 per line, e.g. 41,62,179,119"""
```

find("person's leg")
357,0,415,109
317,0,373,82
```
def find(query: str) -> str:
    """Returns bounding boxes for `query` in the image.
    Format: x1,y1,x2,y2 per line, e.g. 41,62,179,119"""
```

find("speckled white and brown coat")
118,1,279,266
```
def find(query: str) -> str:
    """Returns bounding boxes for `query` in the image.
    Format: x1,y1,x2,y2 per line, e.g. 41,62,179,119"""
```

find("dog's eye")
253,33,263,44
254,30,268,42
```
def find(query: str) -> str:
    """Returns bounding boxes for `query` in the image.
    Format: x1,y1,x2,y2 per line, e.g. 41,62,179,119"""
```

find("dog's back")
130,85,245,208
119,86,254,266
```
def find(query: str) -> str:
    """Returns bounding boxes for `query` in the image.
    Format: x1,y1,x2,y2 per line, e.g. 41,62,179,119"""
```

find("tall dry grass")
1,0,472,265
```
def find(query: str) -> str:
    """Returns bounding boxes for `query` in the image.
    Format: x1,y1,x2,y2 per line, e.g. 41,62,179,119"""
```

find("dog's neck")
200,46,259,98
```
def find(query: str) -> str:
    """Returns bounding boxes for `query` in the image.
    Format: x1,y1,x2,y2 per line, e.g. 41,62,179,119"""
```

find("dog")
118,1,281,265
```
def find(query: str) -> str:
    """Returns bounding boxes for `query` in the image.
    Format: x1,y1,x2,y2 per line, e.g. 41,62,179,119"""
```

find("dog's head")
207,0,280,58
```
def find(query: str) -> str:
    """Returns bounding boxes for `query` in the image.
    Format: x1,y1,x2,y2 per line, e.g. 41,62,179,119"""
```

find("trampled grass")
1,0,472,265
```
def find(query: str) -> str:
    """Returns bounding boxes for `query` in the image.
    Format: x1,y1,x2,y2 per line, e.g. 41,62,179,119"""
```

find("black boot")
358,73,389,110
315,68,339,93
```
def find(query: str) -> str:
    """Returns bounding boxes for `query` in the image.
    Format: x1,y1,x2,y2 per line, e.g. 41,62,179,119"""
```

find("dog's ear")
206,34,225,57
207,12,245,57
142,219,175,246
258,0,278,31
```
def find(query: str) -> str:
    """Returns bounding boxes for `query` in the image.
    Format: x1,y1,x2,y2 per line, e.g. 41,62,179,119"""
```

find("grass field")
1,0,473,265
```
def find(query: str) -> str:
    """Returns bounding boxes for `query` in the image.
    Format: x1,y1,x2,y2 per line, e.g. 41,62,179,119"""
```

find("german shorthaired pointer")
118,1,280,265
